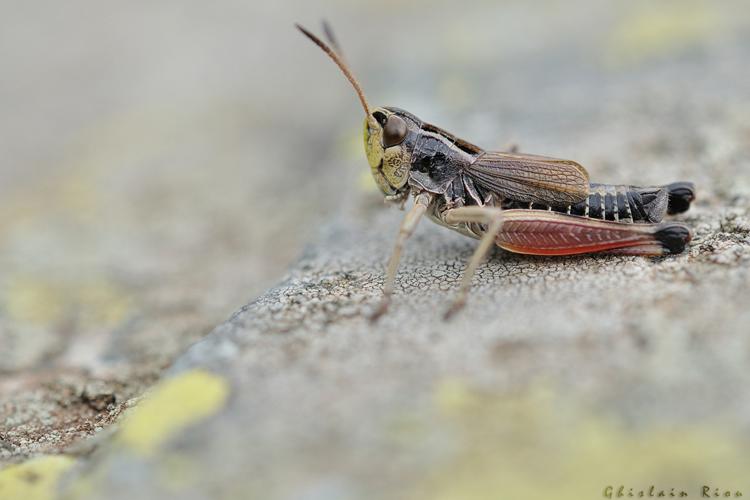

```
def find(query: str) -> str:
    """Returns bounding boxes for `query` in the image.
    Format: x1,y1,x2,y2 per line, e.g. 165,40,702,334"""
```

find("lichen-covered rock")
1,1,750,499
62,180,749,499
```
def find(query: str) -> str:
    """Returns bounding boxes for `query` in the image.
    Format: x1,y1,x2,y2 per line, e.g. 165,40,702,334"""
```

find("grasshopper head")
296,24,417,201
364,107,418,199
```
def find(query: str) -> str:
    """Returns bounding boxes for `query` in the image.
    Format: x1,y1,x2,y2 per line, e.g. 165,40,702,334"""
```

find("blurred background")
1,0,750,487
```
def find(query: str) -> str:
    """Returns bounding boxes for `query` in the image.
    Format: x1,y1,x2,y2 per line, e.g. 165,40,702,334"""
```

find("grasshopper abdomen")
503,182,695,224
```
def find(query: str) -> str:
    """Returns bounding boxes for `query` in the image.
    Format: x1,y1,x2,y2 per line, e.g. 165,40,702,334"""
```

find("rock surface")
1,1,750,499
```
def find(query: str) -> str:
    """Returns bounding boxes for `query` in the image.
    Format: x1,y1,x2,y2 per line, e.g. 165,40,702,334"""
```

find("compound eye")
372,110,388,126
382,115,407,148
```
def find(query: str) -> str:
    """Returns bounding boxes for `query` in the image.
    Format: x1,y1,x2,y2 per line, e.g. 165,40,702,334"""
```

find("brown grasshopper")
296,23,695,320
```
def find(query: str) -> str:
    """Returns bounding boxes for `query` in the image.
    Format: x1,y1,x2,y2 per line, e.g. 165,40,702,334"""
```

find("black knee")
666,182,696,215
654,223,692,254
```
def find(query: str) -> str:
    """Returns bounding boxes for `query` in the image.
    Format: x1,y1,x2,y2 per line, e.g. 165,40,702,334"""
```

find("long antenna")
322,20,342,57
296,23,374,124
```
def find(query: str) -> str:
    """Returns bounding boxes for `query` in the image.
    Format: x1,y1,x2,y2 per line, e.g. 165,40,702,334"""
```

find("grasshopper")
296,23,695,320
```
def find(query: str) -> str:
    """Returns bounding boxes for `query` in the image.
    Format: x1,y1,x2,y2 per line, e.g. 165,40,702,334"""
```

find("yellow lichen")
0,455,76,500
416,380,750,500
606,3,721,67
434,377,483,415
4,278,67,327
116,370,230,455
158,453,202,493
4,276,131,329
75,280,131,329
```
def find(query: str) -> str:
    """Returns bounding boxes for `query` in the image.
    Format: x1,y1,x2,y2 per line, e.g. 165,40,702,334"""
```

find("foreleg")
370,192,433,321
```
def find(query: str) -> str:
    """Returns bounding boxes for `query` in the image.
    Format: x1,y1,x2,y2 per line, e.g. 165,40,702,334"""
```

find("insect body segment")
296,23,696,319
503,182,695,223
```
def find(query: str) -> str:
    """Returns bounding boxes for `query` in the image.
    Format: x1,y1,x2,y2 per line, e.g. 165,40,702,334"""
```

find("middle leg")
442,205,505,319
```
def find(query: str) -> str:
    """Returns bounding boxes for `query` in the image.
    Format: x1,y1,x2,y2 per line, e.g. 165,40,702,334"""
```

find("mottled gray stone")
1,1,750,498
67,146,749,499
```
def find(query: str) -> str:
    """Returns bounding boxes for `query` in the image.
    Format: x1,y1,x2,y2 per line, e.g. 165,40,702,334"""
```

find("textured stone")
1,1,750,499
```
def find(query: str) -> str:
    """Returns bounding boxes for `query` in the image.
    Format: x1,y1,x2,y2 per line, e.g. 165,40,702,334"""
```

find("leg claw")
369,299,390,323
443,298,466,321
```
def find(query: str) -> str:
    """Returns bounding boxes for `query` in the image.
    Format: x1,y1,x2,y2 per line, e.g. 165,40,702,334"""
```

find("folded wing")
466,151,590,205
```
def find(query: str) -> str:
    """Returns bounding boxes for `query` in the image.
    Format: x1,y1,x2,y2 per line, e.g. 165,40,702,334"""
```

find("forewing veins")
466,151,590,205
